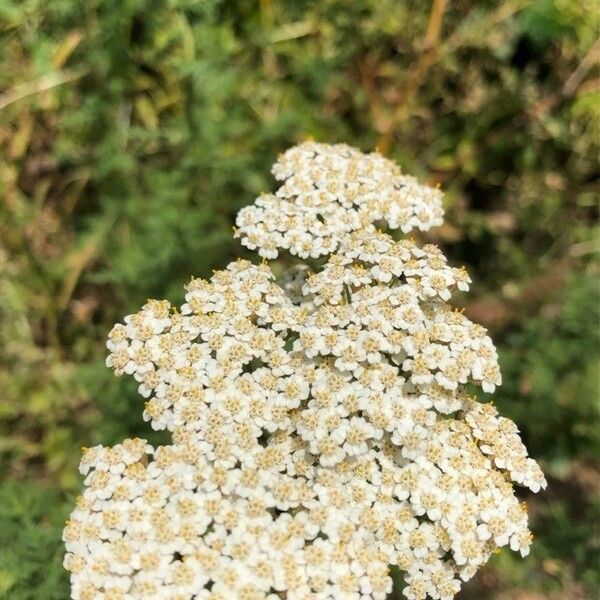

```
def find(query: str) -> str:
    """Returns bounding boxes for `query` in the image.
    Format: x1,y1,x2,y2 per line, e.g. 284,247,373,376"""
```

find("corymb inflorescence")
64,142,546,600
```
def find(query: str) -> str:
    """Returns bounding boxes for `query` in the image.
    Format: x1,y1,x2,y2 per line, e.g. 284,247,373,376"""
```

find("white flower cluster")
64,143,545,600
235,142,444,259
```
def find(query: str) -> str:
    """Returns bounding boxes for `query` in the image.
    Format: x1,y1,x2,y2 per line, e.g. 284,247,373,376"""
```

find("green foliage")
0,483,70,599
0,0,597,598
497,269,600,463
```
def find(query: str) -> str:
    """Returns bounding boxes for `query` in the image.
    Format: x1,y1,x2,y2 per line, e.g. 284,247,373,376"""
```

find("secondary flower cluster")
64,143,545,600
235,142,444,259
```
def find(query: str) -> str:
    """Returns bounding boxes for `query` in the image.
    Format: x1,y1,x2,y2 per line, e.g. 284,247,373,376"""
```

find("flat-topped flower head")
235,142,444,259
65,143,545,600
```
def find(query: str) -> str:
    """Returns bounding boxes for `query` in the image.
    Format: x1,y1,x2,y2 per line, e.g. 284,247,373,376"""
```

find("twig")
562,38,600,97
376,0,531,153
377,0,448,153
0,69,86,111
527,38,600,121
359,55,391,134
270,21,315,43
57,214,117,311
422,0,449,50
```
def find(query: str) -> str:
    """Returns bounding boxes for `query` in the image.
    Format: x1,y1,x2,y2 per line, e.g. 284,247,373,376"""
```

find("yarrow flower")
235,143,444,259
64,142,545,600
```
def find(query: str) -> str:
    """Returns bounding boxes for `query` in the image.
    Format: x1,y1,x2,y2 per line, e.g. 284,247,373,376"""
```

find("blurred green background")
0,0,598,598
